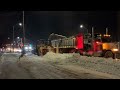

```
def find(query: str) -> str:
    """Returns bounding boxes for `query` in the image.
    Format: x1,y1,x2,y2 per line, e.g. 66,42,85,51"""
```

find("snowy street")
0,52,119,79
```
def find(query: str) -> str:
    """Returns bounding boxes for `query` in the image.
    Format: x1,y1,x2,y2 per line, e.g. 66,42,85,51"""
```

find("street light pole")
13,26,14,52
23,11,25,54
92,27,94,51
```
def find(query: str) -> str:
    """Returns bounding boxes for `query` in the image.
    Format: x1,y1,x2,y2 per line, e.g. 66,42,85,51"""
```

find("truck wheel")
104,51,113,58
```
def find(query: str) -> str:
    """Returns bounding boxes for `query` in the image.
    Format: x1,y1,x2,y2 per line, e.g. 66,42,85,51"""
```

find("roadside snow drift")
1,52,120,79
43,52,120,78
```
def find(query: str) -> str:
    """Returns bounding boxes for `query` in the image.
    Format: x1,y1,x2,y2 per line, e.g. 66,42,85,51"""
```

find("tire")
104,51,113,58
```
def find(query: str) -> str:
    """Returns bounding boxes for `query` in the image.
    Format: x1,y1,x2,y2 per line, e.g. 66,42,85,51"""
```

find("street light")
80,24,88,34
80,25,83,28
17,37,20,39
19,23,22,26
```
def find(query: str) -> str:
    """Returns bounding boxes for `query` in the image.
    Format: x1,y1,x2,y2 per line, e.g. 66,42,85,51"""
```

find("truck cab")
78,32,120,58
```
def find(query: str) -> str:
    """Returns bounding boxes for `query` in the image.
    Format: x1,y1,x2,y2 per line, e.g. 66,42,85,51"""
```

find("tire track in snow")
0,53,35,79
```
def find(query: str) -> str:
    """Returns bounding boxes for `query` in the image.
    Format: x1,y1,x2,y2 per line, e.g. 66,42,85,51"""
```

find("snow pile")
43,52,120,77
43,52,75,60
42,52,79,65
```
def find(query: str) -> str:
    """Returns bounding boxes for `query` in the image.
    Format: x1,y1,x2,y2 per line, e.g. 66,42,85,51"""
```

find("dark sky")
0,11,118,46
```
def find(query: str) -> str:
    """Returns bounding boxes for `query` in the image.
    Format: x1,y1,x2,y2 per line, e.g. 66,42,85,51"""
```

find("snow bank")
17,54,78,79
43,52,120,77
16,52,120,78
43,52,76,60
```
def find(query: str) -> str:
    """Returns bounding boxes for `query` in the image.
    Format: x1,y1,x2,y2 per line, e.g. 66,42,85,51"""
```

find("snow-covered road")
0,53,117,79
0,53,33,79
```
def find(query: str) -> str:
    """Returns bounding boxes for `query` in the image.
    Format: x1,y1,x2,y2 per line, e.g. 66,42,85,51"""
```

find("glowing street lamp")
17,37,20,39
19,23,22,26
80,24,88,34
80,25,83,28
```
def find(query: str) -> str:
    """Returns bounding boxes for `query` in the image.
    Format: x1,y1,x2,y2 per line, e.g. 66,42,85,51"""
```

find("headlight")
25,47,28,50
112,48,119,52
29,46,32,50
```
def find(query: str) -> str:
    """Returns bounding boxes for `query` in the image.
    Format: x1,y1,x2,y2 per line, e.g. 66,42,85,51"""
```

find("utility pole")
92,27,94,51
23,11,25,54
13,26,14,52
92,27,94,41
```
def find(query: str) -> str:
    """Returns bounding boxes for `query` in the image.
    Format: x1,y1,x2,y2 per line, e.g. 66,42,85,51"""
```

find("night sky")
0,11,118,46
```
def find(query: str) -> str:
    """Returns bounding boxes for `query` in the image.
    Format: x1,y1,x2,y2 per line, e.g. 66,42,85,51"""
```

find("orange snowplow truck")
36,31,120,59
